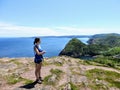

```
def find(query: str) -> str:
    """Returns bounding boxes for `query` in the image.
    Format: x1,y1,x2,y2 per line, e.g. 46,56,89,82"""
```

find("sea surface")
0,37,89,58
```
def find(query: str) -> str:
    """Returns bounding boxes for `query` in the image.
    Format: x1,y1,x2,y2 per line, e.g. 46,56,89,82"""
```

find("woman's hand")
41,50,46,54
34,47,46,55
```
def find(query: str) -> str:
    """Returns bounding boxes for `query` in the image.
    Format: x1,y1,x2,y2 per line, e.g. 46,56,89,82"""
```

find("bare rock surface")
0,56,120,90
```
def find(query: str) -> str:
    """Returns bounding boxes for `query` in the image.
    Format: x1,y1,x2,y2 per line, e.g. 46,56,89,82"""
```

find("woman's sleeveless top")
34,45,43,60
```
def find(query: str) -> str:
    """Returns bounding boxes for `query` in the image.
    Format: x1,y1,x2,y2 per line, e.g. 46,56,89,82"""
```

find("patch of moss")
77,60,100,67
9,59,22,66
5,74,23,84
92,57,120,70
5,73,35,85
43,69,63,85
89,84,108,90
43,75,53,85
70,82,79,90
77,60,94,66
86,68,120,89
50,69,63,77
105,78,120,88
23,79,34,84
42,61,50,66
54,62,63,66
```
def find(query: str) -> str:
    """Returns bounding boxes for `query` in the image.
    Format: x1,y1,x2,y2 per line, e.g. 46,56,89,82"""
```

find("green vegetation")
23,79,34,84
70,82,79,90
50,69,63,77
54,61,64,66
5,74,23,84
104,47,120,56
82,60,97,65
59,34,120,57
43,75,53,85
59,38,87,58
86,68,120,89
43,69,63,85
52,57,64,66
9,59,22,66
58,34,120,89
79,55,120,70
42,60,50,66
87,44,108,56
92,57,120,69
5,73,34,85
88,33,120,48
59,83,80,90
59,34,120,71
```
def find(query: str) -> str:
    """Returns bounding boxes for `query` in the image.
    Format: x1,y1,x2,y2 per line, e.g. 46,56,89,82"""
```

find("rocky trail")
0,56,120,90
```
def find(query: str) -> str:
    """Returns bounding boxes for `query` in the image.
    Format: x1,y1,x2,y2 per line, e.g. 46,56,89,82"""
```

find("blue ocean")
0,37,89,58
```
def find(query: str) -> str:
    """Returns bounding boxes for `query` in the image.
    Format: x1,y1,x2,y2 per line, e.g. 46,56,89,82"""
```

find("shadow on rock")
19,81,37,89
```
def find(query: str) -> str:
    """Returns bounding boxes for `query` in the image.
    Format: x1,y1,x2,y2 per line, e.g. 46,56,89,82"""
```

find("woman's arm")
34,47,45,55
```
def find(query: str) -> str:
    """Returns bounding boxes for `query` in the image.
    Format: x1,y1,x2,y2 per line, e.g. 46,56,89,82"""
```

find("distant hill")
59,38,108,57
32,35,92,38
59,38,87,58
87,33,120,47
89,33,120,39
59,33,120,57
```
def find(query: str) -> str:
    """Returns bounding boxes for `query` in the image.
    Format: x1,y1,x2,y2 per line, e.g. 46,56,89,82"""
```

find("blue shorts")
34,58,43,64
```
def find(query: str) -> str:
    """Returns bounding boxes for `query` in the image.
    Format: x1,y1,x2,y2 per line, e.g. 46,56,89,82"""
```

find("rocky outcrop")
0,56,120,90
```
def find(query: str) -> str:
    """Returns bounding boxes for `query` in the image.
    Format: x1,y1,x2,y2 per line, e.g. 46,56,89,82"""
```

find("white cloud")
0,22,63,37
55,26,120,35
0,22,120,37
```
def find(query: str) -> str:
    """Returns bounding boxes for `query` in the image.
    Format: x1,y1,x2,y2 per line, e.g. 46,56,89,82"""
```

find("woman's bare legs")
35,62,42,80
38,62,42,78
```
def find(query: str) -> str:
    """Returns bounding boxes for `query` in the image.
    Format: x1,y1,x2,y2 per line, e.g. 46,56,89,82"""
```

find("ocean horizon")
0,37,89,58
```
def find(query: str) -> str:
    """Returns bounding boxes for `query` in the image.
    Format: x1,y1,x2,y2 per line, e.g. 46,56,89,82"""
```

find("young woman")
33,38,46,83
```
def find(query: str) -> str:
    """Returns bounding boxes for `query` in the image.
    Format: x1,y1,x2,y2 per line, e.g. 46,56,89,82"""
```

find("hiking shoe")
37,79,42,84
39,77,43,81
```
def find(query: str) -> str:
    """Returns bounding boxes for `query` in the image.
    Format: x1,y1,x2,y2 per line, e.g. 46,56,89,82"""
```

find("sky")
0,0,120,37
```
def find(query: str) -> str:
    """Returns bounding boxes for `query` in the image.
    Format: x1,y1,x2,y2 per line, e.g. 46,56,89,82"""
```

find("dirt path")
2,65,119,90
0,57,120,90
79,65,120,74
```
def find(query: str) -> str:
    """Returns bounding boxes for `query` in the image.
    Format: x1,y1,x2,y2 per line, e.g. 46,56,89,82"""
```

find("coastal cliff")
0,56,120,90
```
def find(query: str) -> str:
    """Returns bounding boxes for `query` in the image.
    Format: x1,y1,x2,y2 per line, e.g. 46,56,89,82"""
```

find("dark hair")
34,38,40,45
